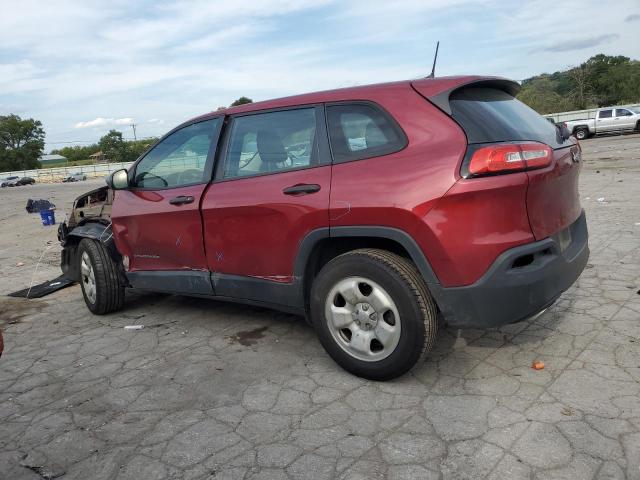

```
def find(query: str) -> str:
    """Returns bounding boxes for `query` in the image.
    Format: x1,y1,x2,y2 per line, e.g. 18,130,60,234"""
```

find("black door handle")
169,195,195,205
283,184,321,195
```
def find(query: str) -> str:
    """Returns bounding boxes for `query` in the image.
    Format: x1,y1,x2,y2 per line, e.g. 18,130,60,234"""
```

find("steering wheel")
138,172,168,187
178,169,203,185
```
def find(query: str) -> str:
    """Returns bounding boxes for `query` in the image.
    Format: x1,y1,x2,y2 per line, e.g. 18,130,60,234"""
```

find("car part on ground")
58,75,588,379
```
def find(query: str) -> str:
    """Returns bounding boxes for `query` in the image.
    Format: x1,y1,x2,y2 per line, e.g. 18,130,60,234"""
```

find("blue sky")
1,0,639,151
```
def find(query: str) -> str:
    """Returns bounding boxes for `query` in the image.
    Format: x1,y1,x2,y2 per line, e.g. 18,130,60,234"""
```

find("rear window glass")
450,87,565,148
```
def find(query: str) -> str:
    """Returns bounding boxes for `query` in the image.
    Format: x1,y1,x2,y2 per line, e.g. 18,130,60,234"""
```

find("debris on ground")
15,262,24,267
597,197,606,202
124,325,144,330
532,360,545,370
8,275,75,299
561,407,574,416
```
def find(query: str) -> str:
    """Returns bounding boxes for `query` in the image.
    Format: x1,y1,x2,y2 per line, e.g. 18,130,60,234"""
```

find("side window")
134,118,220,188
326,103,407,163
599,110,612,119
616,109,632,116
223,108,317,179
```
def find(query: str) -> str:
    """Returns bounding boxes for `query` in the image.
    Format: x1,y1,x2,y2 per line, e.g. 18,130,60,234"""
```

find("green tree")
517,76,570,114
98,130,129,162
0,114,45,172
230,96,253,106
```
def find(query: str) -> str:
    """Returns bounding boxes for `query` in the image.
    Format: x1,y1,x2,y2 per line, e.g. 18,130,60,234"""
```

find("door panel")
112,184,208,271
615,109,634,130
111,117,222,276
202,106,331,284
596,109,614,132
202,167,331,281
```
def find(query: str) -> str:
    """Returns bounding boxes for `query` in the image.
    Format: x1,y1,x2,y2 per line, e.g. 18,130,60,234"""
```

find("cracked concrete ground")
1,133,639,480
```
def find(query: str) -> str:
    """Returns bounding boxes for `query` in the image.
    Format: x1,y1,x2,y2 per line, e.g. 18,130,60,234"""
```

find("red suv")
59,76,588,380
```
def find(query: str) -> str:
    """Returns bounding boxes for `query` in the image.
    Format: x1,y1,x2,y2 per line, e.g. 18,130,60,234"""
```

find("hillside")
516,54,640,114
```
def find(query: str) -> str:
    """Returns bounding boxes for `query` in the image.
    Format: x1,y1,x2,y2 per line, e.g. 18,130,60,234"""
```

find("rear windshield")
450,87,566,148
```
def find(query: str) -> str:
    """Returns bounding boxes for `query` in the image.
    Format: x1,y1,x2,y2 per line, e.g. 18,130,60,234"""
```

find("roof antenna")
427,41,440,78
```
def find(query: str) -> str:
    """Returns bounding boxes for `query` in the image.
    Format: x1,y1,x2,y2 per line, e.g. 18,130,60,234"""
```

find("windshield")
450,87,566,148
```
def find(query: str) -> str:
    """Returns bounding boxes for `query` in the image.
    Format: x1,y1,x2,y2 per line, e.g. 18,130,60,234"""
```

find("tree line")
52,130,158,163
517,54,640,114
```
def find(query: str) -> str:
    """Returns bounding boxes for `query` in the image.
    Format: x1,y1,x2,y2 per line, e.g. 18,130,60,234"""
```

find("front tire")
78,238,125,314
310,249,437,380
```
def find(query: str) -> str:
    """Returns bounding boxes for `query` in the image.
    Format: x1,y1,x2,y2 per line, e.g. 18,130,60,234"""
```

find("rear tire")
575,128,588,140
310,249,437,380
78,238,125,315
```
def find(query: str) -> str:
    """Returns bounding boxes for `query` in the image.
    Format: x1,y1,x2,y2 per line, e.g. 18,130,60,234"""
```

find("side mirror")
106,169,129,190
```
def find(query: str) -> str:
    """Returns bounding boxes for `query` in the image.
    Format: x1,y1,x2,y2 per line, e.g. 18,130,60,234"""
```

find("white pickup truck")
563,107,640,140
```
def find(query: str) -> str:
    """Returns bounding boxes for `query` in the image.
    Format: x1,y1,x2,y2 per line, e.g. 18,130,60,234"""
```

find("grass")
39,159,95,168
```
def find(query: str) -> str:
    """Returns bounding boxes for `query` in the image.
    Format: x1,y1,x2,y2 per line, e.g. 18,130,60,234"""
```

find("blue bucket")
39,209,56,226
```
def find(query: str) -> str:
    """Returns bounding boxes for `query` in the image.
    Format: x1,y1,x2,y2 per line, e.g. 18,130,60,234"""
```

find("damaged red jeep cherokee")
58,76,588,380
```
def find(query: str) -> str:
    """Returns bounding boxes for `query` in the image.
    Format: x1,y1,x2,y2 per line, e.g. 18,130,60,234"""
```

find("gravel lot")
1,134,639,480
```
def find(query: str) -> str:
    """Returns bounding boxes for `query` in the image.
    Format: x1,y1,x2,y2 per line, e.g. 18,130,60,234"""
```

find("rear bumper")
431,210,589,328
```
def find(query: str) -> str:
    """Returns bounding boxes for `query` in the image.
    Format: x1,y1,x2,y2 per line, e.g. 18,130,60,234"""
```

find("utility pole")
130,123,137,141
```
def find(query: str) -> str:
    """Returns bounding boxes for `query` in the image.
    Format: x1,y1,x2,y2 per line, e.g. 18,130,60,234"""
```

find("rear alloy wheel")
78,238,125,315
575,128,588,140
311,249,437,380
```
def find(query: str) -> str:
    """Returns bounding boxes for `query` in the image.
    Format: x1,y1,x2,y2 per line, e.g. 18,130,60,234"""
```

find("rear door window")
449,87,566,148
326,103,407,163
598,110,613,118
222,108,318,179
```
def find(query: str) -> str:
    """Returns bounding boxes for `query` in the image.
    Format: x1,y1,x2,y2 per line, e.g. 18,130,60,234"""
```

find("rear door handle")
169,195,195,205
282,184,321,195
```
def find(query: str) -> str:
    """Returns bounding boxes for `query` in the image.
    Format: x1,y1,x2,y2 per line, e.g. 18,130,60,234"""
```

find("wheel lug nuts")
370,313,376,320
362,305,369,311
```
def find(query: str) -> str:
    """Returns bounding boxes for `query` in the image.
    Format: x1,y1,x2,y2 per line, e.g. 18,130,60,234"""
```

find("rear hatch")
418,82,582,240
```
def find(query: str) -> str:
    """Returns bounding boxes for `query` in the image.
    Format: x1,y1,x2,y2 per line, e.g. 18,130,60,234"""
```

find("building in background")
90,151,106,163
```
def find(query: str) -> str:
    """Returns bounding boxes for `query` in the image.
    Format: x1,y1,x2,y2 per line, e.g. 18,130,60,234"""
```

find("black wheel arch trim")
60,222,126,284
293,225,441,286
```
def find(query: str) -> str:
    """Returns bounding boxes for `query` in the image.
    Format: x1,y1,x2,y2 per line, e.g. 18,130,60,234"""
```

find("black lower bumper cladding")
432,211,589,328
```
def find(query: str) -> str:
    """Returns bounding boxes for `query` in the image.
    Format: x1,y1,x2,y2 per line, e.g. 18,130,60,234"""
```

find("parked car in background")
63,172,87,182
58,75,588,380
17,177,36,185
1,176,20,187
564,107,640,140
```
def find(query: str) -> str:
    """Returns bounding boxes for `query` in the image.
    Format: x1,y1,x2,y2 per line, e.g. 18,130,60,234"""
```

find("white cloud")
75,117,134,128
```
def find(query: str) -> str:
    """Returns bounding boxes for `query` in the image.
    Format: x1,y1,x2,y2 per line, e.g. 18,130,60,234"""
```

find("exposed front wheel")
575,128,588,140
310,249,437,380
78,238,125,315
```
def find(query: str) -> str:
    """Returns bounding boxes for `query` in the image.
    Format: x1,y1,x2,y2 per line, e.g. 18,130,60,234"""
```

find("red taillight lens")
468,142,552,176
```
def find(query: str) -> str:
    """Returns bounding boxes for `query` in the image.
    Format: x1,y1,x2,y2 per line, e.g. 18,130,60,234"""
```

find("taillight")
468,142,552,177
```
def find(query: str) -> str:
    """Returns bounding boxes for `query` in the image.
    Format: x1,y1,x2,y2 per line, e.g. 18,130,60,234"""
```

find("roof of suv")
188,75,518,124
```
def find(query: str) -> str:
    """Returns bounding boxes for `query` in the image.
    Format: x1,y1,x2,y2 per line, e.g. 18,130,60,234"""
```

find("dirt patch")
227,326,268,346
0,298,46,327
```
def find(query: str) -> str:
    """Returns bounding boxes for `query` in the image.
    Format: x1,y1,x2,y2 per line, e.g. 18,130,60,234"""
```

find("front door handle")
283,184,321,195
169,195,195,205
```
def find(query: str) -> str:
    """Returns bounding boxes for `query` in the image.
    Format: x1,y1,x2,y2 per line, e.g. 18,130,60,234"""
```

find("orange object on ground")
532,360,545,370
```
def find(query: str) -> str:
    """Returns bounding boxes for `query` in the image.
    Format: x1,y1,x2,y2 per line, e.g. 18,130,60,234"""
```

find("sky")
1,0,639,151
